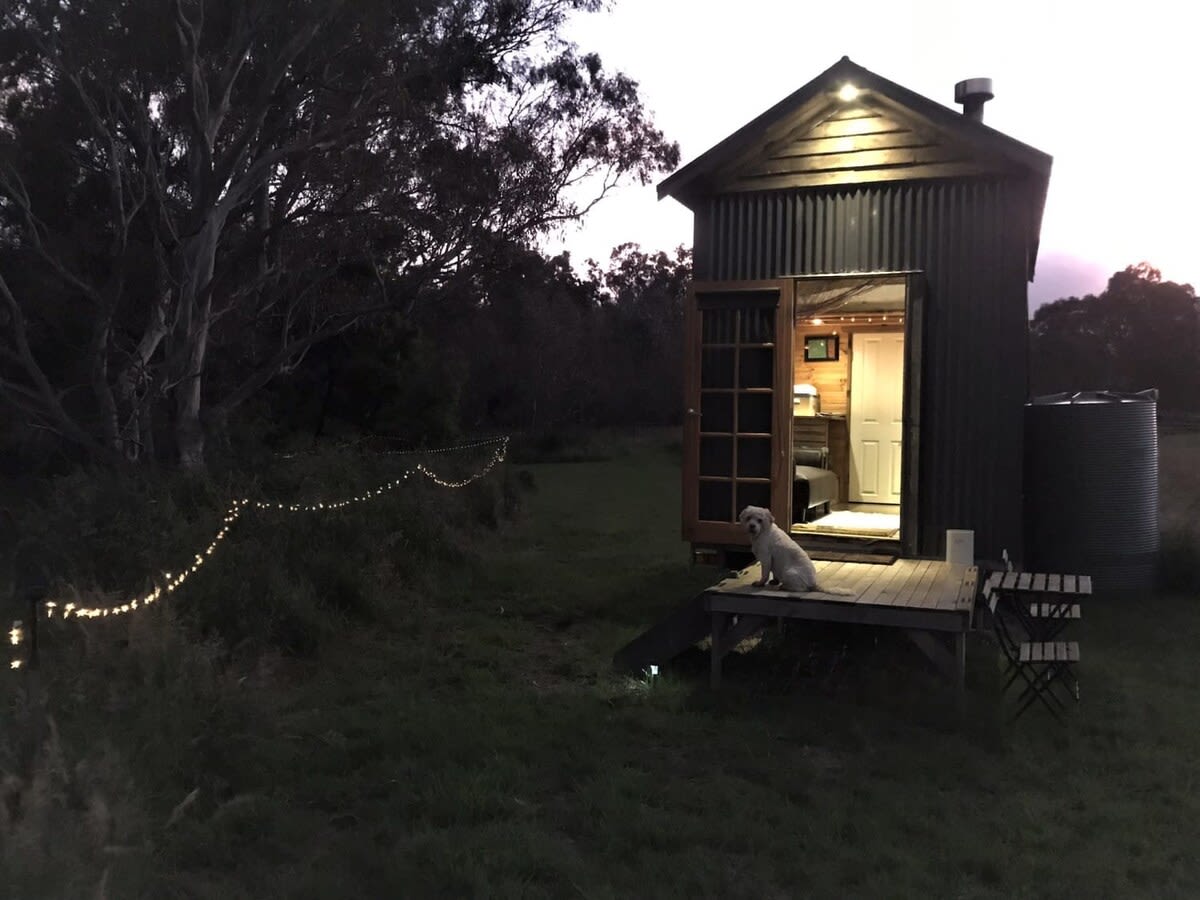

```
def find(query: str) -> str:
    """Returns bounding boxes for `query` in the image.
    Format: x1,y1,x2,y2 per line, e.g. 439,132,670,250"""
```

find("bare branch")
209,9,340,197
0,165,107,305
0,273,122,462
211,300,397,418
174,0,214,200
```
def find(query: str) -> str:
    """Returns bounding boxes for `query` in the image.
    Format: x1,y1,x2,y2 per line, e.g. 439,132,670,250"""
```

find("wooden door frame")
900,271,925,559
790,271,925,557
682,279,794,546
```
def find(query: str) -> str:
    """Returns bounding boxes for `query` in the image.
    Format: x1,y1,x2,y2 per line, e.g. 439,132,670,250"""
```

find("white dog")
737,505,854,595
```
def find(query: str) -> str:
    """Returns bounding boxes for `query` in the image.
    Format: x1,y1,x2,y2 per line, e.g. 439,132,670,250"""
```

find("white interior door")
849,330,904,505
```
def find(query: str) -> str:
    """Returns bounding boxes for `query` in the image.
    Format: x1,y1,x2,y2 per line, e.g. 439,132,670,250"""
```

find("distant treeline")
0,238,691,475
261,241,692,445
1029,264,1200,411
3,204,1190,476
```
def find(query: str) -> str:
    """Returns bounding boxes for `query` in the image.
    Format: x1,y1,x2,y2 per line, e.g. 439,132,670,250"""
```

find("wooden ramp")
612,593,709,674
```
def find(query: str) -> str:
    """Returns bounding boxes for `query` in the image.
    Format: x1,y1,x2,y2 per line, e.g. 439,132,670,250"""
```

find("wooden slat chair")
980,570,1083,642
1023,600,1081,641
985,586,1080,722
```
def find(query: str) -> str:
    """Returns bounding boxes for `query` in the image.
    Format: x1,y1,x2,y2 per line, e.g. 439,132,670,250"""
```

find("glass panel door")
683,283,791,544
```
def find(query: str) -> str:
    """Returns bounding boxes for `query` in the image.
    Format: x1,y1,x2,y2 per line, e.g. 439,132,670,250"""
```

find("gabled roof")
658,57,1053,270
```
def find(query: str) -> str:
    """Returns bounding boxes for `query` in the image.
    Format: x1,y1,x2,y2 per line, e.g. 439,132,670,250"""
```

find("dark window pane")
736,481,771,513
738,393,773,433
740,306,775,343
699,436,732,477
699,481,733,522
700,393,734,433
701,348,735,389
738,347,773,389
737,437,771,477
702,308,736,344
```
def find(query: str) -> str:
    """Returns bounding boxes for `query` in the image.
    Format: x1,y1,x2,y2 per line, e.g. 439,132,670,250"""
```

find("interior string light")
7,437,509,650
807,314,904,326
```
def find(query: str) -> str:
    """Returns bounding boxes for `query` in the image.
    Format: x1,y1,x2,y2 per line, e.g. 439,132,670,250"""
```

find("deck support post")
955,631,967,720
710,612,725,689
903,628,970,722
707,613,769,690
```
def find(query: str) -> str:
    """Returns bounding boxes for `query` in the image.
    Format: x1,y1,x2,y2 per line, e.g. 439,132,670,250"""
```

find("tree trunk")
313,352,338,440
138,399,156,463
114,290,169,406
172,222,220,472
205,405,231,456
176,395,205,470
90,313,123,454
174,307,211,471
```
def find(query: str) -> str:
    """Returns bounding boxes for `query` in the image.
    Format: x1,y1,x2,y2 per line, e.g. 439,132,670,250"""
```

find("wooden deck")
705,560,979,706
707,559,975,628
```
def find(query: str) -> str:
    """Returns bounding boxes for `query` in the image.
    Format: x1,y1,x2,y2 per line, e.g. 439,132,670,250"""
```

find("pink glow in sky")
551,0,1199,307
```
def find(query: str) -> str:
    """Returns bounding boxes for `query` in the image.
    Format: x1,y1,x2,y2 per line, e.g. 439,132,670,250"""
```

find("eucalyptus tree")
0,0,677,467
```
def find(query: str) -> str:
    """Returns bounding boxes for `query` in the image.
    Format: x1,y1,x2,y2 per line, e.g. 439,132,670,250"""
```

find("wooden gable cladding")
716,98,1008,192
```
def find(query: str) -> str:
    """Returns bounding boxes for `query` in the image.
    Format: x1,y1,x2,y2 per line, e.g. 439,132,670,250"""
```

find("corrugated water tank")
1025,391,1160,592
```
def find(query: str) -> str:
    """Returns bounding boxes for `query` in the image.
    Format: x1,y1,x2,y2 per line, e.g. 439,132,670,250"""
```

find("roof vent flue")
954,78,993,122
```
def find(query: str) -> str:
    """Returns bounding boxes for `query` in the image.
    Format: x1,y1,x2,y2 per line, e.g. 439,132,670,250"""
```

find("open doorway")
789,275,908,543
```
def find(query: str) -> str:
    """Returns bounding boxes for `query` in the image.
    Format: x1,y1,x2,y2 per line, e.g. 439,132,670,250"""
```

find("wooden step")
612,593,710,674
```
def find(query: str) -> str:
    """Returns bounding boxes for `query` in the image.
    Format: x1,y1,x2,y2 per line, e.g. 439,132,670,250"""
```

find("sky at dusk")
550,0,1199,309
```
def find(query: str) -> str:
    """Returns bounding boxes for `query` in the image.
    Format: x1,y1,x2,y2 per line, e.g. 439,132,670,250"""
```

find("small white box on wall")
946,529,974,567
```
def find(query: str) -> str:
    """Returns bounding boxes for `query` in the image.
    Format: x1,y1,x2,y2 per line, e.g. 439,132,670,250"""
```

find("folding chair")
1023,600,1081,641
986,586,1080,722
981,570,1082,642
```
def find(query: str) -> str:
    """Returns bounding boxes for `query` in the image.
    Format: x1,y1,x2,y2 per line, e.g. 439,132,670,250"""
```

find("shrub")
0,440,515,893
0,604,254,897
3,442,511,658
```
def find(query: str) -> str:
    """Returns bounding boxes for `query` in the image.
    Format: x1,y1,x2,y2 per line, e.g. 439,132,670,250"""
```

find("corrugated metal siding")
694,179,1032,559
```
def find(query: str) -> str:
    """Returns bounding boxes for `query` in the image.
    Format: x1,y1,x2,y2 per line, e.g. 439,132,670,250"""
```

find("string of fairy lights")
274,435,510,460
803,313,904,326
8,437,508,670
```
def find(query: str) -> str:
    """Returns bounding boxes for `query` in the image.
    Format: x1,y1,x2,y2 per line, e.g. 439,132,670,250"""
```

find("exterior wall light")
838,83,859,102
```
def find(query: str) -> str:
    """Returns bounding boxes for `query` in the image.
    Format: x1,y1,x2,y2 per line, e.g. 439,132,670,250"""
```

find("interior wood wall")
791,321,905,416
792,322,849,414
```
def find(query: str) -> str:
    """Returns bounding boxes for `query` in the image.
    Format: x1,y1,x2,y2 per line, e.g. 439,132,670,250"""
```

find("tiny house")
659,57,1052,563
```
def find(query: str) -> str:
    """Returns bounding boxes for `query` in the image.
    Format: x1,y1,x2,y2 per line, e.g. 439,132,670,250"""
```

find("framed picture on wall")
803,335,840,362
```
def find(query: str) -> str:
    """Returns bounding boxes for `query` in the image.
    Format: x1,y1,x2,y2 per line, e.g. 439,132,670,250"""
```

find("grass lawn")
6,434,1200,897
